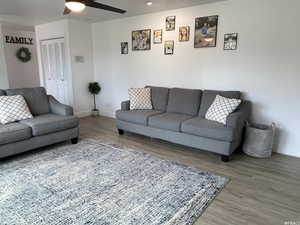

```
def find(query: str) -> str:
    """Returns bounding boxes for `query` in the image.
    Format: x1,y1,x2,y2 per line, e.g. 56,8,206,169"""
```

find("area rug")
0,139,228,225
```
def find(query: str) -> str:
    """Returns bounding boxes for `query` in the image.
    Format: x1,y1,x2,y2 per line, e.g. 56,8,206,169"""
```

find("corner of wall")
0,24,9,89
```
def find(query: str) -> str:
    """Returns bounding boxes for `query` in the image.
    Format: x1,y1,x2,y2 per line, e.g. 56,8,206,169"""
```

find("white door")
40,38,69,105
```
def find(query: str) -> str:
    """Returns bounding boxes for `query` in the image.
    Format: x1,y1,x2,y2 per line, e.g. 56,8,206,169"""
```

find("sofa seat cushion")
0,90,5,96
148,113,193,132
116,110,163,126
20,114,79,136
181,118,236,142
0,123,32,145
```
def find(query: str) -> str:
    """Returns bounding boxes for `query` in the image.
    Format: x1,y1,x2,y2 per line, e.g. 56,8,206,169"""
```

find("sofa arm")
227,101,251,129
121,100,130,111
48,95,74,116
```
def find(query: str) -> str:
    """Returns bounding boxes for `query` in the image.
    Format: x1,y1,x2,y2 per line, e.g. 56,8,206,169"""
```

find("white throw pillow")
0,95,33,124
128,88,153,110
205,95,242,125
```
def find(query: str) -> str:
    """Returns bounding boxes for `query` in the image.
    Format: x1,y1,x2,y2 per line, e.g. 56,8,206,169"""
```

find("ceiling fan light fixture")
65,1,86,12
146,1,153,6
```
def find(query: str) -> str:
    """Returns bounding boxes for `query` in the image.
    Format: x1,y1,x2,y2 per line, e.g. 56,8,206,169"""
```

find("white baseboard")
99,108,115,118
75,110,92,118
75,108,115,118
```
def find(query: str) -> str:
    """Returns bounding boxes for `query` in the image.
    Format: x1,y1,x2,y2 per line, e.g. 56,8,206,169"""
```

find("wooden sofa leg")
118,129,124,135
221,155,230,162
71,137,78,144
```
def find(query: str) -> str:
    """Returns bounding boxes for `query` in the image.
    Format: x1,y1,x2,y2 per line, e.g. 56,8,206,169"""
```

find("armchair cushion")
116,110,163,126
48,95,73,116
20,114,79,136
6,87,50,116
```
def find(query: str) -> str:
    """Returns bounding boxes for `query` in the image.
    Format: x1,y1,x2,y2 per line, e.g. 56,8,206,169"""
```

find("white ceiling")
0,0,225,26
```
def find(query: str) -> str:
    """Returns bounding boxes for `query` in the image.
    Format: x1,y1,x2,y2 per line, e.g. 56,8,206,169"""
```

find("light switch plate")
75,56,84,63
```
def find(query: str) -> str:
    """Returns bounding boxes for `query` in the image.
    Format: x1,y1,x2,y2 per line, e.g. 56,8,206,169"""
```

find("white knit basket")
243,122,276,158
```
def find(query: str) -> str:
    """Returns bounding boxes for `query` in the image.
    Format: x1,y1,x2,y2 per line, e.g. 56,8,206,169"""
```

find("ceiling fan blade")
63,7,71,15
85,0,126,14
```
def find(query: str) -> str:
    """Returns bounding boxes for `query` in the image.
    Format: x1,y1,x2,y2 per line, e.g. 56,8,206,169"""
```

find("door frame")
39,37,73,106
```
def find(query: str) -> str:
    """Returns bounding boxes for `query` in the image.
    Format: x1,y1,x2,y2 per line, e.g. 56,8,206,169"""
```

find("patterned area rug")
0,140,228,225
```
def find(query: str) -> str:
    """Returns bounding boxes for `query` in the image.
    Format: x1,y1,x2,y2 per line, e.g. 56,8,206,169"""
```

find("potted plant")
88,82,101,116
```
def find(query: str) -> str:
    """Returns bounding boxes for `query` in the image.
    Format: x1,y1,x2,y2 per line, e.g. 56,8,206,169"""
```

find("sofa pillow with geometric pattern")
128,88,153,110
0,95,33,124
205,95,242,125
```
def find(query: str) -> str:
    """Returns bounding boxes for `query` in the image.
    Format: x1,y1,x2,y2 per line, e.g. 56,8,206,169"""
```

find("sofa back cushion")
0,90,5,96
6,87,50,116
167,88,202,116
199,90,241,117
146,86,169,111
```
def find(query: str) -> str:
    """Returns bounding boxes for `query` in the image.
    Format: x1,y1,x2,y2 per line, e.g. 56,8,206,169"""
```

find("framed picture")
132,29,151,51
153,30,163,44
166,16,176,31
121,42,128,54
164,40,174,55
224,33,238,50
179,26,190,42
194,15,219,48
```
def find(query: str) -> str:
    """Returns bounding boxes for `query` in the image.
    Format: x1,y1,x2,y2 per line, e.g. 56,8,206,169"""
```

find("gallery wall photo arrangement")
153,30,163,44
194,15,219,48
179,26,190,42
224,33,238,50
166,16,176,31
164,40,174,55
121,42,128,54
132,29,151,51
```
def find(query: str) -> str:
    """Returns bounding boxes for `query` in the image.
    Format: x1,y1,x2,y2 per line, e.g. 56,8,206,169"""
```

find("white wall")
35,19,94,117
68,20,94,117
2,27,40,88
92,0,300,157
0,24,9,89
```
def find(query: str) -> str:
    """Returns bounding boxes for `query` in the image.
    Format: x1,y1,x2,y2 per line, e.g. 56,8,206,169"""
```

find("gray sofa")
116,87,251,162
0,87,79,159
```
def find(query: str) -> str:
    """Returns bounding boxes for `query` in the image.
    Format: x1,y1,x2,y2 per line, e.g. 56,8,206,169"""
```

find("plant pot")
91,109,100,117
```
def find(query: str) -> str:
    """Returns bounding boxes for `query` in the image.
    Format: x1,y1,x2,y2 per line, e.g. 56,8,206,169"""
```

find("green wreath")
16,47,31,63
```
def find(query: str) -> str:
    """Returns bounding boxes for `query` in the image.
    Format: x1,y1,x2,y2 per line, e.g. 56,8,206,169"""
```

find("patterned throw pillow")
205,95,242,125
128,88,153,110
0,95,33,124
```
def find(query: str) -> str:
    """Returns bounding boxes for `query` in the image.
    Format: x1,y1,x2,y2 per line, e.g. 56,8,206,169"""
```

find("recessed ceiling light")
146,1,153,6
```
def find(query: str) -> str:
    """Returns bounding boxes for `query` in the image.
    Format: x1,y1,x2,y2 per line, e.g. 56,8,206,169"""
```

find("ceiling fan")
63,0,126,15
